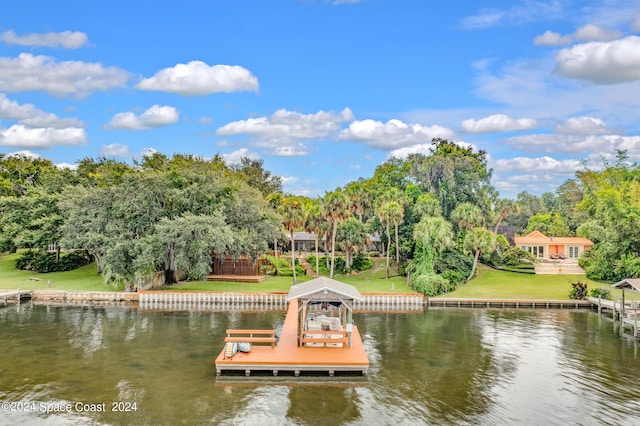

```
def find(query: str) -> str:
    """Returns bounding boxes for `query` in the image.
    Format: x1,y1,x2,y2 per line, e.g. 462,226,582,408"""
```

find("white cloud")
461,114,537,133
218,108,353,139
272,144,309,157
222,148,260,164
574,24,622,42
100,143,130,157
141,147,158,158
492,156,582,173
554,36,640,84
55,162,77,170
0,93,83,128
105,105,179,130
198,117,214,125
0,30,88,49
387,143,434,159
534,30,572,46
280,175,299,185
136,61,258,96
7,150,41,159
0,124,87,148
217,108,352,156
0,53,129,98
460,1,564,30
504,134,611,153
460,11,506,29
555,117,611,134
339,119,453,149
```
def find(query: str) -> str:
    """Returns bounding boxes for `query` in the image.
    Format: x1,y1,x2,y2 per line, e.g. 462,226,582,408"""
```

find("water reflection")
1,304,640,425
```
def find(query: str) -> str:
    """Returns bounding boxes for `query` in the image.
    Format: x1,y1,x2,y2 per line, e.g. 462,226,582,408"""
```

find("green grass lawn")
2,252,632,301
441,266,635,301
167,258,410,293
0,253,120,291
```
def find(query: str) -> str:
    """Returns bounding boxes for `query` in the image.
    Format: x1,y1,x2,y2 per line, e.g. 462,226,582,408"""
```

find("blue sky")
1,0,640,199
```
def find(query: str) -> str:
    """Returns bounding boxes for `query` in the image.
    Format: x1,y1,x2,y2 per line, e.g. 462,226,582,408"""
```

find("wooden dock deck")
215,299,369,377
207,275,266,283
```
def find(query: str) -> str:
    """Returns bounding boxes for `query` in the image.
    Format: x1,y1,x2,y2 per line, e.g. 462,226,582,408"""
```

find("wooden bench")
225,329,277,347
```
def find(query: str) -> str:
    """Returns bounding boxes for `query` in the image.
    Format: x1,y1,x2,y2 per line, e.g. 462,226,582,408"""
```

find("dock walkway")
214,299,369,377
0,290,33,305
587,296,640,338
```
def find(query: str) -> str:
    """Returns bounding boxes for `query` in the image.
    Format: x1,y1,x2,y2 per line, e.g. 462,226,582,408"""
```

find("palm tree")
376,201,403,279
304,199,324,277
413,193,442,218
463,227,495,282
413,216,455,272
278,196,307,283
323,189,351,278
450,202,483,231
377,189,407,274
337,217,369,269
346,182,371,222
265,193,283,257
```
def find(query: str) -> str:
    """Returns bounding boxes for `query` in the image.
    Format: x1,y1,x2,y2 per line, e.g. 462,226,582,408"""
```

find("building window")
569,246,579,258
522,245,545,258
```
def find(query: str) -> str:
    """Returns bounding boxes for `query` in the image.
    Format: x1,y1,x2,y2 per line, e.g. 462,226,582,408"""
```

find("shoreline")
1,289,596,310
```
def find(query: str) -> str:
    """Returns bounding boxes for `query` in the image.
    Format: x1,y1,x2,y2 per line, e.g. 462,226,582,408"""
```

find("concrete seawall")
20,290,595,311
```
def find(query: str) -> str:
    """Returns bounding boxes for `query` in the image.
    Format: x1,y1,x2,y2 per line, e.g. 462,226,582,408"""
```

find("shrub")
261,254,293,276
15,249,91,273
569,280,588,300
412,272,455,296
499,247,536,266
351,253,372,272
306,254,348,275
589,287,611,300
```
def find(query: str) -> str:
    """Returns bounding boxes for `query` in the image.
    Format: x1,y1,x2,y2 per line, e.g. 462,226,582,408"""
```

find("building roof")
514,230,593,246
286,276,365,302
612,278,640,292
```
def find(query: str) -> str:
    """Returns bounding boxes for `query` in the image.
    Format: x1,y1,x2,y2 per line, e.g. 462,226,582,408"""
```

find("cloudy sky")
1,0,640,198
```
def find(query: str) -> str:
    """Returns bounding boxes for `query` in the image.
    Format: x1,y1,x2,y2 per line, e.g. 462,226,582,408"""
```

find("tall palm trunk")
466,249,481,283
330,221,338,278
394,222,400,272
290,230,297,283
385,223,391,279
314,236,319,278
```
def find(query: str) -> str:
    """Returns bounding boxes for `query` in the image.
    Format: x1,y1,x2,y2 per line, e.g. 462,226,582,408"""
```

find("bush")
412,272,455,296
15,249,91,273
499,247,536,266
261,254,295,276
569,280,588,300
589,287,611,300
351,253,372,272
306,254,349,275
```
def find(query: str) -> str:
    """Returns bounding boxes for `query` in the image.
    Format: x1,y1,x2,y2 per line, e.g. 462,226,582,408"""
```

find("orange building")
514,230,593,260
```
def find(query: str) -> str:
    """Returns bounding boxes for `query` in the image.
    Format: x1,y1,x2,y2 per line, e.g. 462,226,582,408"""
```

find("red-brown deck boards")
215,299,369,376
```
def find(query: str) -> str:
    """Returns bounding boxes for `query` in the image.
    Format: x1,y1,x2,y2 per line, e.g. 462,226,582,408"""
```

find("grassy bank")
2,253,627,301
0,253,119,291
167,259,409,293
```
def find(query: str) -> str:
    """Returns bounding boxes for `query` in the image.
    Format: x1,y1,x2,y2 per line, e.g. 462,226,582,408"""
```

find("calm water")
1,303,639,425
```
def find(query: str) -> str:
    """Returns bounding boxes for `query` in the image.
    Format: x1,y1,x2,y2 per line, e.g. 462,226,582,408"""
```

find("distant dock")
587,296,640,339
0,290,34,305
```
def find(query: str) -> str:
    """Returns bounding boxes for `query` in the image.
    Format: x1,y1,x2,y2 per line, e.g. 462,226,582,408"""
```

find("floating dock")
215,299,369,377
215,277,371,378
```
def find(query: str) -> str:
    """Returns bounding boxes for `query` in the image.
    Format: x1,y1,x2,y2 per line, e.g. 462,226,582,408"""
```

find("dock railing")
224,329,277,347
301,330,349,348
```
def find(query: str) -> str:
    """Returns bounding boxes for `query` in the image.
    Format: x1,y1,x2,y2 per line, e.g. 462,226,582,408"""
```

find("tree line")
1,141,639,292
